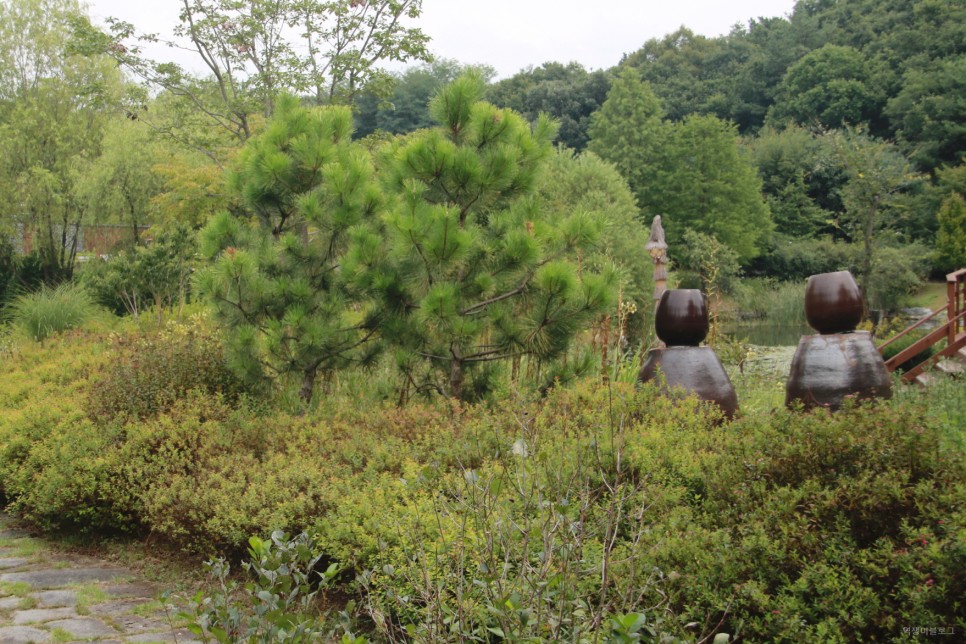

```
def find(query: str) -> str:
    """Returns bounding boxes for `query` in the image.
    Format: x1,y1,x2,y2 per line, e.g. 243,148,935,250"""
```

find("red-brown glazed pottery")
639,346,739,420
805,271,864,334
785,331,892,411
655,289,708,346
641,288,737,420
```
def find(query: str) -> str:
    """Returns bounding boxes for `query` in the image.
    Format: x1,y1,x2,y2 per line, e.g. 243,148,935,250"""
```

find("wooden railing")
878,269,966,382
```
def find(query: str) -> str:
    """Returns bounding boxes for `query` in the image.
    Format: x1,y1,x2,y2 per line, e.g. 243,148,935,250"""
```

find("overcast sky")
85,0,799,80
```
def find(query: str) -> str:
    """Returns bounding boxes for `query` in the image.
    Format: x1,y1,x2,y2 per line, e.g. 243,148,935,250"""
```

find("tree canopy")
589,68,771,263
486,62,611,151
73,0,431,160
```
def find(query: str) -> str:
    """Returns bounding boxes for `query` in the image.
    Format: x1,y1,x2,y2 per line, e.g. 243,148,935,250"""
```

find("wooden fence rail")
878,268,966,382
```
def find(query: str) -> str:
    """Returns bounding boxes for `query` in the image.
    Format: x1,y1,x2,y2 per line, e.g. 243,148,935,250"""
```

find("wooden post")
949,275,957,347
645,215,669,349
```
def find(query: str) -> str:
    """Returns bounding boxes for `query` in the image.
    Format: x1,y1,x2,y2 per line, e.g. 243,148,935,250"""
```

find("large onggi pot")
638,346,739,420
655,289,708,346
785,331,892,410
805,271,864,334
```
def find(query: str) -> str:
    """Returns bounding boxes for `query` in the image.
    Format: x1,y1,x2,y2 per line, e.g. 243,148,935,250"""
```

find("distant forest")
355,0,966,305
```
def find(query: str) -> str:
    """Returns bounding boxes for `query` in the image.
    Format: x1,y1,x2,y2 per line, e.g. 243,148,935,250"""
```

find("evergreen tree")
589,69,771,262
198,96,382,403
587,67,669,218
348,75,616,400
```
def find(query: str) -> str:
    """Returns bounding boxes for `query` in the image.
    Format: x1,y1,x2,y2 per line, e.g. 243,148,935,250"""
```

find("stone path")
0,517,200,644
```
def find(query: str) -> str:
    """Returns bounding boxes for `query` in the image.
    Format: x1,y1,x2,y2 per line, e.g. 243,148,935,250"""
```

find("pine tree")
659,114,773,262
347,75,616,400
198,95,382,403
587,67,669,215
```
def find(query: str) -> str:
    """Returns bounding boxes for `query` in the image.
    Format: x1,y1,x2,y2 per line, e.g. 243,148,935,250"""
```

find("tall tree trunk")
861,200,878,314
449,358,464,401
300,367,318,404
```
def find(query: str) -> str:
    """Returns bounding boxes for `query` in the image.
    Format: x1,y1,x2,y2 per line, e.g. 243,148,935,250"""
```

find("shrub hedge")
0,325,962,641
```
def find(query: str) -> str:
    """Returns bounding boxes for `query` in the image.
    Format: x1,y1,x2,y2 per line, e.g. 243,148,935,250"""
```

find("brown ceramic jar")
655,289,708,346
785,331,892,410
638,346,739,420
804,271,864,334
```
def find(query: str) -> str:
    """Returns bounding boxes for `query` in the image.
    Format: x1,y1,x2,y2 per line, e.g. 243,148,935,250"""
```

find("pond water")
722,323,813,347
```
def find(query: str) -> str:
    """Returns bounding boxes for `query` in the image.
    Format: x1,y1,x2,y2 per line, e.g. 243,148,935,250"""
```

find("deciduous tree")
886,55,966,172
486,62,610,151
0,0,123,281
74,119,168,244
535,149,651,345
768,44,885,131
75,0,430,159
353,59,495,139
829,128,921,304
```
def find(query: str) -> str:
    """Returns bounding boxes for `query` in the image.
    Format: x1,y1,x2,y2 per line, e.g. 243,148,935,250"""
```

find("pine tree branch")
460,276,533,316
463,349,523,363
417,350,450,361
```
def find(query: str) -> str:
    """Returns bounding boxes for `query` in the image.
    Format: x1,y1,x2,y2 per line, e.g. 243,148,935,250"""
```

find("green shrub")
316,384,719,641
0,328,963,641
679,229,741,294
86,315,252,422
866,244,930,314
182,531,344,643
6,282,97,342
754,236,858,282
79,225,197,321
636,401,965,641
118,396,341,553
0,332,118,529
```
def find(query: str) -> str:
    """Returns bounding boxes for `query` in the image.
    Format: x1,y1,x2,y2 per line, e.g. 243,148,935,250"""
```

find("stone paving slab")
0,625,51,643
34,590,77,607
104,583,158,599
0,515,198,643
109,613,170,634
0,597,21,611
12,606,76,624
125,628,202,643
47,617,118,638
0,568,126,589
